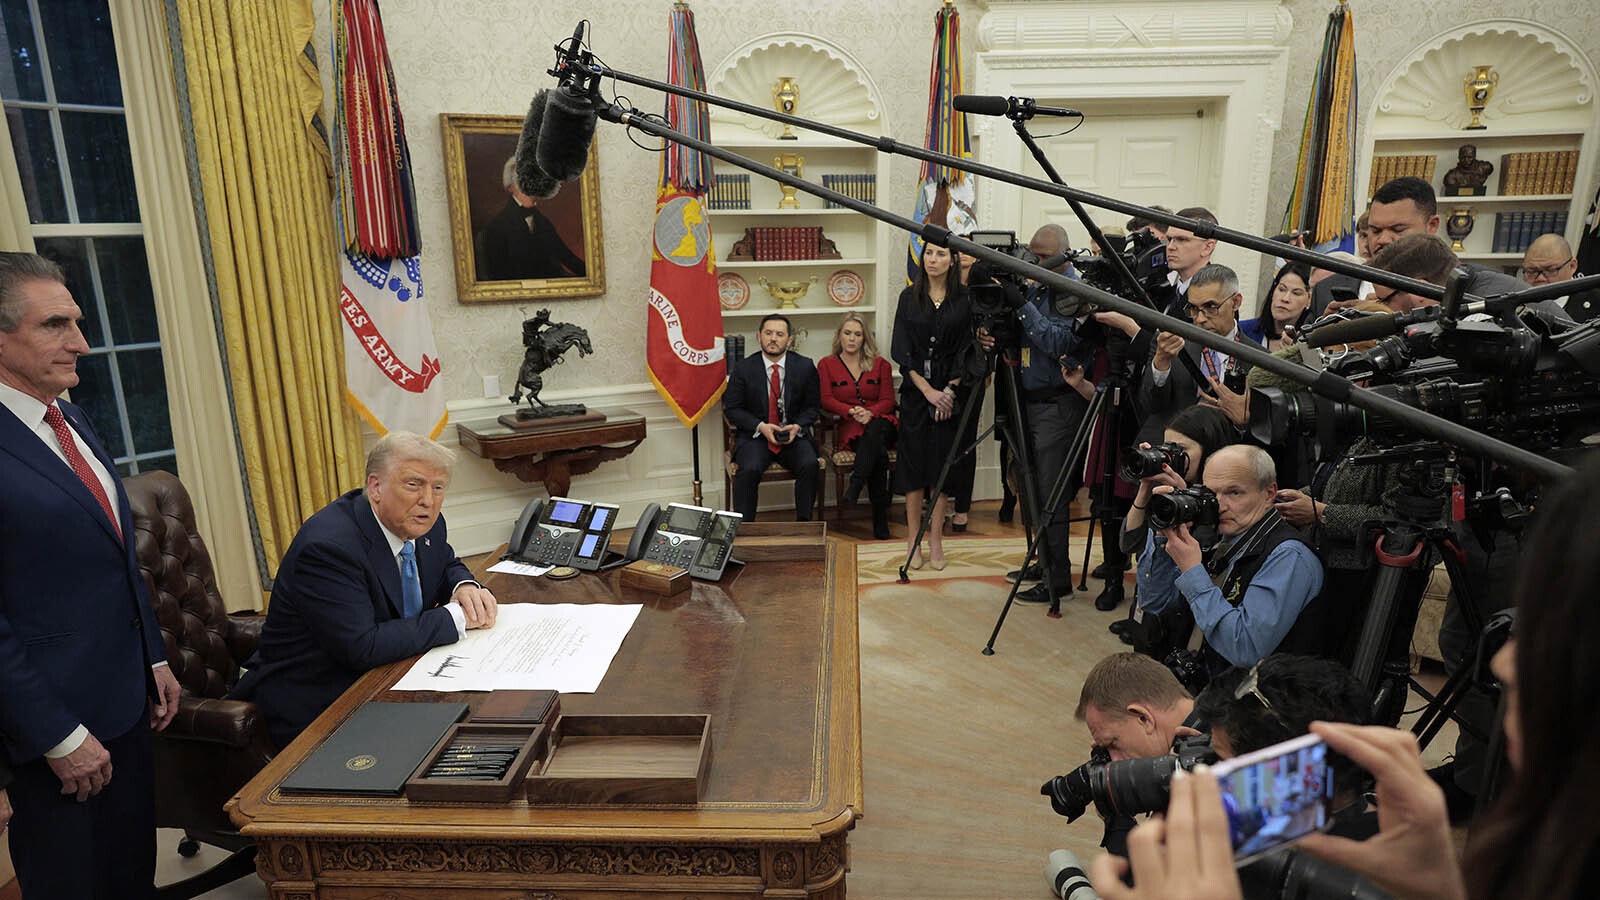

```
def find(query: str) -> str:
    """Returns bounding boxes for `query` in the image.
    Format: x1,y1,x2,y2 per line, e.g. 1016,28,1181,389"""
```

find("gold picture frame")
441,113,605,303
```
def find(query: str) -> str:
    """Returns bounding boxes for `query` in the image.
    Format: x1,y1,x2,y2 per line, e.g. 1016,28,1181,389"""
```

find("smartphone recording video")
1209,733,1332,861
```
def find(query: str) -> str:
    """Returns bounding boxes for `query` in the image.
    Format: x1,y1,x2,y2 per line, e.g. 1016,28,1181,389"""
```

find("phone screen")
1210,733,1331,861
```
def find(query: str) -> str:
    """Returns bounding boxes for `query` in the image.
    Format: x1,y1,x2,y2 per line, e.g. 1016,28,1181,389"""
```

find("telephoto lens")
1118,442,1190,482
1044,849,1100,900
1145,485,1219,531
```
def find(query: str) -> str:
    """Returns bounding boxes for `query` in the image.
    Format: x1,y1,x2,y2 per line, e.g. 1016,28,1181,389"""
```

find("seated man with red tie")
725,313,822,521
231,433,498,750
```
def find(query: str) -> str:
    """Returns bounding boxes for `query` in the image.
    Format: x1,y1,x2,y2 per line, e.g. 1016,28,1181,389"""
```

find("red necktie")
767,363,782,454
44,404,122,540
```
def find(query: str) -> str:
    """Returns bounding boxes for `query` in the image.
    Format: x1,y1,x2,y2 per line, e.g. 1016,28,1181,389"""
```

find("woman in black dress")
891,244,977,570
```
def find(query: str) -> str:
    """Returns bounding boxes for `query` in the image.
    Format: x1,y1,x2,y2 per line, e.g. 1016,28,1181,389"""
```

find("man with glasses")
1134,444,1324,682
1521,233,1597,322
1136,263,1259,442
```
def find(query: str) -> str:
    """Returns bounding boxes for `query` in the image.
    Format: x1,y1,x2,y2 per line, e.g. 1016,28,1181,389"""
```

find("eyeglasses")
1185,300,1228,317
1520,259,1574,280
1233,662,1289,727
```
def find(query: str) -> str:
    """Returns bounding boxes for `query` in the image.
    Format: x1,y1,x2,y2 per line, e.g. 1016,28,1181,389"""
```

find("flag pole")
692,425,703,506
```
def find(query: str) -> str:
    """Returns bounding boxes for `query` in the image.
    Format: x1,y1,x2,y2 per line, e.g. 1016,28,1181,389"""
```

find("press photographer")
1134,445,1324,688
1137,264,1260,444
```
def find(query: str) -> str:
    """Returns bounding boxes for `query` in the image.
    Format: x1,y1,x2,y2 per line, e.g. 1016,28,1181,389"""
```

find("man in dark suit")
476,157,586,282
0,251,181,899
231,432,498,750
725,313,821,521
1136,263,1260,443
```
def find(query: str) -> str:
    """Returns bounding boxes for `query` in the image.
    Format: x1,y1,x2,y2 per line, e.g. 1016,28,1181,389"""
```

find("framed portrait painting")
441,113,605,303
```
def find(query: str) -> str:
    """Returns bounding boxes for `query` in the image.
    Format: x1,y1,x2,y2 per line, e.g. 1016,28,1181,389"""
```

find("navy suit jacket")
1136,329,1260,444
0,399,165,763
724,351,821,450
231,489,471,747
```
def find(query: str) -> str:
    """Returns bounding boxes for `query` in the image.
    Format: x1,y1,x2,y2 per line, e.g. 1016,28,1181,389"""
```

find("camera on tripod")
1066,228,1169,318
1119,442,1191,482
1040,734,1218,823
966,230,1040,344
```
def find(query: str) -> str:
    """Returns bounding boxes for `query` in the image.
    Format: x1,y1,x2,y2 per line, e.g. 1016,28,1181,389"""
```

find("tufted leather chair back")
125,470,255,695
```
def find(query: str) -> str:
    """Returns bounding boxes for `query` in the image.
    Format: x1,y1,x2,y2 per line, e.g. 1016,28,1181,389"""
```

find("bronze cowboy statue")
509,308,593,418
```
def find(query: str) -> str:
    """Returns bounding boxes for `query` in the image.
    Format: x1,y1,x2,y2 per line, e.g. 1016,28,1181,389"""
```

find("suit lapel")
355,495,405,618
0,402,123,546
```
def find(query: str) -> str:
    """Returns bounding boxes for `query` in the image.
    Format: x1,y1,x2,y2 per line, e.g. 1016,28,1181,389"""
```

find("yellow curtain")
168,0,364,577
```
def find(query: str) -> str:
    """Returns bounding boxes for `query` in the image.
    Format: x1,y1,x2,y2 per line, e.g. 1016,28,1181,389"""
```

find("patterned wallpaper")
320,0,1599,407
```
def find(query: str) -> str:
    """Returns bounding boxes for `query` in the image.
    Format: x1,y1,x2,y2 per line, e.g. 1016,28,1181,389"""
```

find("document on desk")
393,602,643,692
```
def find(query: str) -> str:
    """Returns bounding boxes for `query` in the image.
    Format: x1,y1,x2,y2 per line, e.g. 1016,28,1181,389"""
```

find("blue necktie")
400,540,424,619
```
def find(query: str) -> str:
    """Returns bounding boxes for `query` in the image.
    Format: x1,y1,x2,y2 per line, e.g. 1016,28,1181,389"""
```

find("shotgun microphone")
952,95,1082,118
512,90,560,199
536,82,599,183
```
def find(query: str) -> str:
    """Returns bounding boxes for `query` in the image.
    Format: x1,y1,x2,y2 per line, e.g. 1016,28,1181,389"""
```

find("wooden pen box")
523,714,711,805
619,560,690,596
405,723,548,804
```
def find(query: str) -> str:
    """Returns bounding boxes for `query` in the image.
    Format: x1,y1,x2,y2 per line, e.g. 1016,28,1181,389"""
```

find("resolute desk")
228,523,863,898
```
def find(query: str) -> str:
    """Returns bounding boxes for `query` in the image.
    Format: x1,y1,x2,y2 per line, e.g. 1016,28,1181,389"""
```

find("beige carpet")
849,534,1132,899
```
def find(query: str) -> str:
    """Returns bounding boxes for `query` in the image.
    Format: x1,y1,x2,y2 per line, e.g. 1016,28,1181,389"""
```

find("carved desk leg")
490,440,644,496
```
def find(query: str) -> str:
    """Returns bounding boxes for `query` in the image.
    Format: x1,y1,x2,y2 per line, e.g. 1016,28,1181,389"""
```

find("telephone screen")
576,532,602,560
663,504,708,534
709,514,737,542
548,499,585,525
589,507,613,530
695,540,722,568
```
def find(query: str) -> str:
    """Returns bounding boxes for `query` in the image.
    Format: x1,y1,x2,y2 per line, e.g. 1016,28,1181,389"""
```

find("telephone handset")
506,496,621,570
625,502,742,581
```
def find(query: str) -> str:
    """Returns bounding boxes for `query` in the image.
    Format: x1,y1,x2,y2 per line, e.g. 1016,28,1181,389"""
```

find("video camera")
1041,734,1218,823
965,230,1042,345
1066,228,1169,318
1250,306,1600,464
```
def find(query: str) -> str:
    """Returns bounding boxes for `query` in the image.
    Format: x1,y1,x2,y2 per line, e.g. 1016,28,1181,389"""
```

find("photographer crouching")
1135,445,1324,689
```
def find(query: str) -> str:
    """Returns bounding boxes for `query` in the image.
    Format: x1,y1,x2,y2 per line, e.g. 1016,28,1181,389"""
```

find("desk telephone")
625,502,742,581
505,497,621,571
507,499,742,580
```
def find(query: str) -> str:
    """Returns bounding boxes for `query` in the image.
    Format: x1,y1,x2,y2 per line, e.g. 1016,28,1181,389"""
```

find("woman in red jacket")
817,313,898,539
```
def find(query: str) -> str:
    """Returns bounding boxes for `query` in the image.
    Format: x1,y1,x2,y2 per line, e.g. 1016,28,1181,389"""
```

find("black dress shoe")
1007,562,1044,583
1091,559,1131,580
1108,618,1132,636
1015,583,1056,604
843,478,865,507
1094,584,1125,612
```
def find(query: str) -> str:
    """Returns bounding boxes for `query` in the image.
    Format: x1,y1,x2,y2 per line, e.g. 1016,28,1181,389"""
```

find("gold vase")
772,76,800,140
1463,65,1498,131
774,153,805,210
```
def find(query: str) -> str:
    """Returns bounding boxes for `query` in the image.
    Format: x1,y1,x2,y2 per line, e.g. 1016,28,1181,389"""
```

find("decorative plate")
826,269,865,306
718,272,750,310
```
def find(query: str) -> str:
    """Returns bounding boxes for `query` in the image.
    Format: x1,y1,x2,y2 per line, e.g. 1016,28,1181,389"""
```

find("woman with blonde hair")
818,313,898,539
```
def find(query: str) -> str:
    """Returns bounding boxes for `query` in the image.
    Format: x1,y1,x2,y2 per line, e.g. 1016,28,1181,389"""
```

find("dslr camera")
1146,485,1219,531
1119,442,1191,482
1041,734,1218,823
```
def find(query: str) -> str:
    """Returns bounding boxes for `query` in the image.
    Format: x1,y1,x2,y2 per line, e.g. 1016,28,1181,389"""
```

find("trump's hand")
151,664,181,731
452,583,498,629
48,733,113,802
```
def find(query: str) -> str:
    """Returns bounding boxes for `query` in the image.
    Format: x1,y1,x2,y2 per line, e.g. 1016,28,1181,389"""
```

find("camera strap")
1203,507,1286,582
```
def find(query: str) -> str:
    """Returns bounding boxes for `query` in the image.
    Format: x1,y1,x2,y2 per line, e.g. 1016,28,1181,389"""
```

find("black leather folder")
280,701,468,796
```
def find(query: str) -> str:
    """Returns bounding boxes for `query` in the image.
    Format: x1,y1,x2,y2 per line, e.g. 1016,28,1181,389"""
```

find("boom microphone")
513,90,560,199
536,82,599,183
1303,310,1411,347
953,95,1082,118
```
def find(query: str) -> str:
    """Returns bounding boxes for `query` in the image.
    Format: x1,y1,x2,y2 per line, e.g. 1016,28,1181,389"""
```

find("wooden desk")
229,524,863,899
457,407,646,496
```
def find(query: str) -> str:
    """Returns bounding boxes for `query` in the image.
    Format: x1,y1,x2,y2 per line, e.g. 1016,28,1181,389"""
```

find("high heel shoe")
908,547,926,569
929,548,947,571
950,514,968,533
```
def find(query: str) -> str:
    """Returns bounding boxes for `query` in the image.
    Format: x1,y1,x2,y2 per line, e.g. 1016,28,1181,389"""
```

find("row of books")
1492,211,1569,254
742,226,828,261
821,174,878,208
1369,154,1437,190
707,174,751,210
1499,151,1580,196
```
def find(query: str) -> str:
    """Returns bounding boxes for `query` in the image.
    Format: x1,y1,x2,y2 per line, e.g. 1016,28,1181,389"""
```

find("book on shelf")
1370,154,1437,192
1498,151,1577,196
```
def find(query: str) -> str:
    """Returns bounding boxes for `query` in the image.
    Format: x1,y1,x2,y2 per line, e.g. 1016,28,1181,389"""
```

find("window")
3,0,176,474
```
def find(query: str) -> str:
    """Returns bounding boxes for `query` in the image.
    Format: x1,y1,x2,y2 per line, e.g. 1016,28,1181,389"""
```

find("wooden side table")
456,407,646,496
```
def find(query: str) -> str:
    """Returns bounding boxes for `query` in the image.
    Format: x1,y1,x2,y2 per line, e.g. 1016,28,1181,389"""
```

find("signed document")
393,602,644,692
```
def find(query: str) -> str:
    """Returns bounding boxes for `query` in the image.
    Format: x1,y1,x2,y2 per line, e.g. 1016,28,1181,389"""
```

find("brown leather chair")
125,471,272,899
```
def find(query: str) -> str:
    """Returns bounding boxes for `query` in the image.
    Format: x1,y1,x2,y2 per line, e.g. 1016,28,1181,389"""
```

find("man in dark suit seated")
232,433,498,750
0,251,181,899
725,313,821,521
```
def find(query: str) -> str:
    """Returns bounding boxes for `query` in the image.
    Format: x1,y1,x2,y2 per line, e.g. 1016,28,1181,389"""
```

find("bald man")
1522,233,1597,323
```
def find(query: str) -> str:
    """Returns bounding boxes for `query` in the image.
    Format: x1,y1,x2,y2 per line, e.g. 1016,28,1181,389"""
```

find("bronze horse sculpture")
509,309,593,415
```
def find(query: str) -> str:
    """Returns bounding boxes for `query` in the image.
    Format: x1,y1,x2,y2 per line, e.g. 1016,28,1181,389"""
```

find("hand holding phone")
1210,733,1332,861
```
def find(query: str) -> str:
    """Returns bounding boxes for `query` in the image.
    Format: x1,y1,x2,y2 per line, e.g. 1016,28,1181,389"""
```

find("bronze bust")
1442,144,1494,196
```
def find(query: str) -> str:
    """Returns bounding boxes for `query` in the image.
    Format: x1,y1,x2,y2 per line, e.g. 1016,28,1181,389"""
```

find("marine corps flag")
647,2,725,428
